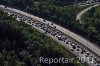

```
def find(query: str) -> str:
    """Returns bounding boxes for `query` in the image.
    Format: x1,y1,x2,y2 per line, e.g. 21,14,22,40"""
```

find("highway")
0,5,100,66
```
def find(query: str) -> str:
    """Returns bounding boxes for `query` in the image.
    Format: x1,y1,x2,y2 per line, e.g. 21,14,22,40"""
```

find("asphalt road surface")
76,4,100,21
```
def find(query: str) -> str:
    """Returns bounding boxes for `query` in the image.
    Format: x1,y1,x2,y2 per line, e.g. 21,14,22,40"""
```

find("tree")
0,53,4,66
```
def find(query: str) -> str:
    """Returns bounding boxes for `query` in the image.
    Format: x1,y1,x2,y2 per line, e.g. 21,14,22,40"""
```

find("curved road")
76,4,100,21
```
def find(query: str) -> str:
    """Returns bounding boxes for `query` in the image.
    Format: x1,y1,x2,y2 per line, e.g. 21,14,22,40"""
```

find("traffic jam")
4,11,100,66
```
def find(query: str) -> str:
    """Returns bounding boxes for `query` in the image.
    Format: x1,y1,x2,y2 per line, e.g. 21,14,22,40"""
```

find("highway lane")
0,5,100,66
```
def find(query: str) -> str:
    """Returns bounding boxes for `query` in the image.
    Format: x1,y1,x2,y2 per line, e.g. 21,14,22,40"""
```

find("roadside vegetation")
81,6,100,45
0,9,87,66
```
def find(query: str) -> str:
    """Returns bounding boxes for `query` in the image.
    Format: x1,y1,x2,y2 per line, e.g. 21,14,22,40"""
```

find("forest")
81,6,100,44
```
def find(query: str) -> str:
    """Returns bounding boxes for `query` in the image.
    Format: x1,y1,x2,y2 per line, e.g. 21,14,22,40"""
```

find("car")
51,31,57,36
72,46,76,49
35,24,40,28
71,49,74,51
77,45,81,48
39,23,44,27
47,28,52,33
88,56,93,61
76,49,80,51
43,19,46,22
81,49,85,54
97,60,100,64
57,35,67,41
69,40,72,43
97,65,100,66
66,39,71,44
70,43,76,46
86,52,90,55
54,26,56,29
57,36,63,41
90,55,93,57
85,55,89,57
66,41,69,44
5,6,7,8
32,23,34,26
51,23,53,25
94,57,97,61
